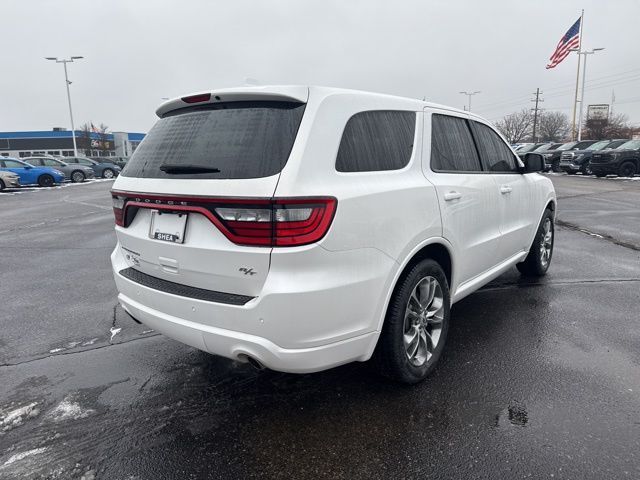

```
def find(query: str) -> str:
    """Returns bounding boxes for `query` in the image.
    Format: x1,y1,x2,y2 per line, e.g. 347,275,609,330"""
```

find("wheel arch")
371,239,453,332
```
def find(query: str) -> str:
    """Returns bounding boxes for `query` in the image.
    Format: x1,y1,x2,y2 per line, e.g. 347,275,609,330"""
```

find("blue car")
0,157,65,187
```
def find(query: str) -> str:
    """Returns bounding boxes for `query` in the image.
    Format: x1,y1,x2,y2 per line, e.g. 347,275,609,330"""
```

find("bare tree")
537,112,570,142
494,109,532,144
77,122,93,156
96,123,111,156
583,113,633,139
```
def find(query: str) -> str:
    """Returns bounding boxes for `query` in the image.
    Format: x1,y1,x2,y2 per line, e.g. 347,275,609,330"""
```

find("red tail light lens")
112,194,126,226
181,93,211,104
215,198,337,246
111,191,337,247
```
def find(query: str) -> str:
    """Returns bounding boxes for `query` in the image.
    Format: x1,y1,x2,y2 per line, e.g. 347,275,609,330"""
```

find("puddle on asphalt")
495,401,528,427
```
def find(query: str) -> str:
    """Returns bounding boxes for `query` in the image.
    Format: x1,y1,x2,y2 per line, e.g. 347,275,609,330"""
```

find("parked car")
0,170,20,190
559,139,629,175
23,156,95,183
0,157,65,187
90,156,129,169
545,140,599,172
110,86,556,384
590,139,640,177
64,157,121,178
516,142,548,159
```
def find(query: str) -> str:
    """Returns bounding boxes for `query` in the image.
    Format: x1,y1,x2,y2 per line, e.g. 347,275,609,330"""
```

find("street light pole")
459,91,481,112
45,56,84,156
571,48,604,141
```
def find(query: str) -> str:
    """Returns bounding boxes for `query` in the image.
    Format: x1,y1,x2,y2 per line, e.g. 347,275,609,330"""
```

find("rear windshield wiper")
159,164,221,174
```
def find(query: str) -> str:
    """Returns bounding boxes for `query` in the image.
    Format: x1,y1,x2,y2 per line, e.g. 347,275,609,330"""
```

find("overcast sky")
2,0,639,133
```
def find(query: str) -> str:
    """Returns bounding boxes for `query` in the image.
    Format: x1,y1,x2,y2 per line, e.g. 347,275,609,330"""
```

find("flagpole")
570,9,584,140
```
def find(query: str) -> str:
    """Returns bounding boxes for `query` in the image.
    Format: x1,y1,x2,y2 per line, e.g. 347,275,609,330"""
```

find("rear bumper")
118,293,378,373
111,243,394,373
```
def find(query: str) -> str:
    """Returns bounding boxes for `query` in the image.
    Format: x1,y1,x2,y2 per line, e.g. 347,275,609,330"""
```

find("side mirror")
522,153,545,173
24,165,33,170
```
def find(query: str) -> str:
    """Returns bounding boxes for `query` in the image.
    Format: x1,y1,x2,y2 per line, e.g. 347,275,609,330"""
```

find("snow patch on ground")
48,397,94,422
82,338,99,346
1,447,47,467
110,327,122,342
0,402,40,433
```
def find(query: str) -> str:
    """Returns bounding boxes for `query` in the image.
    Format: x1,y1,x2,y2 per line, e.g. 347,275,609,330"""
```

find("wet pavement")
1,176,639,479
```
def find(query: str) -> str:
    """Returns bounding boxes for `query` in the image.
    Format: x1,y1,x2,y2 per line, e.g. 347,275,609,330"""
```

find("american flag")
546,17,581,69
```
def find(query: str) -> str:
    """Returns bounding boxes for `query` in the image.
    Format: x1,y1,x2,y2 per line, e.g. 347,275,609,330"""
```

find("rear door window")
336,111,416,172
122,101,305,179
470,121,519,172
430,114,482,172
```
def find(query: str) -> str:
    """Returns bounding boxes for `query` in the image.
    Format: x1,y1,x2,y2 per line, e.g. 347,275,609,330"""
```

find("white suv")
111,86,555,383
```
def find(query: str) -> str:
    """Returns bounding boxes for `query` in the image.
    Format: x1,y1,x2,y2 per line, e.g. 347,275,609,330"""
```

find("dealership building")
0,129,145,159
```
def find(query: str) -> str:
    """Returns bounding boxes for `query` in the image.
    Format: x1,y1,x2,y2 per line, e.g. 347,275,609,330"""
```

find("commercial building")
0,129,145,158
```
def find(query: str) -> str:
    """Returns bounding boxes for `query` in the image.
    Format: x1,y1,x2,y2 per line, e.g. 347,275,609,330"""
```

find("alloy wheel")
403,276,445,367
540,218,553,268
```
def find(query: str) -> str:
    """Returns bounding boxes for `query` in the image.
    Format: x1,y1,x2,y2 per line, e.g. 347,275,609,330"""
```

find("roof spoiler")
156,86,309,117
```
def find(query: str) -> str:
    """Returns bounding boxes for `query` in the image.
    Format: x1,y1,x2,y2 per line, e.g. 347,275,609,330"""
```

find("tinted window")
123,101,305,179
3,160,25,168
78,159,94,166
43,159,60,166
430,114,481,172
336,111,415,172
26,159,43,166
470,122,518,172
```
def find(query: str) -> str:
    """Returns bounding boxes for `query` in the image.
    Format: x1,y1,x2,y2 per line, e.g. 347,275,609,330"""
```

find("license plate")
149,210,188,243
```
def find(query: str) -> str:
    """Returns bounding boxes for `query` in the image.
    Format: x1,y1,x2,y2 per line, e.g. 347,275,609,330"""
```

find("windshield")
617,140,640,150
517,144,538,153
586,141,610,151
123,101,306,179
534,144,554,152
558,142,578,151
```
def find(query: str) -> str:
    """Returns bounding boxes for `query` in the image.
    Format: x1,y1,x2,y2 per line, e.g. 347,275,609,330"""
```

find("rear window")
122,101,305,179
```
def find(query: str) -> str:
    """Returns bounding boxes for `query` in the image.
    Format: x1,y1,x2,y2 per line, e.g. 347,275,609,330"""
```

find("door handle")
444,191,462,201
500,186,513,194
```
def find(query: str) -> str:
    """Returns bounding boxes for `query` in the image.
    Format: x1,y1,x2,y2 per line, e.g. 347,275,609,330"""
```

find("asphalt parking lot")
1,175,639,479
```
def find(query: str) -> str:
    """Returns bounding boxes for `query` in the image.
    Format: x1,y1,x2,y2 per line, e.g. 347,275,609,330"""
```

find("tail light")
112,194,126,226
111,191,336,247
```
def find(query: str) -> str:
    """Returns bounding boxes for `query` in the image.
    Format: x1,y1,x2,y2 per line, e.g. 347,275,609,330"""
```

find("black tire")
517,209,554,277
38,174,54,188
551,159,561,172
374,259,451,384
618,161,637,178
102,168,115,179
71,170,86,183
567,170,576,175
579,163,592,175
595,172,606,178
0,179,5,191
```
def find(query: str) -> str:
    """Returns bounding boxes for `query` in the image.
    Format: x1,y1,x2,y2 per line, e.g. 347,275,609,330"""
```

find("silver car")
23,156,95,183
0,170,20,190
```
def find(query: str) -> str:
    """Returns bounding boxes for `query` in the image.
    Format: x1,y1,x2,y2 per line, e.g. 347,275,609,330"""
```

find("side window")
470,122,519,172
4,160,24,168
66,158,78,163
79,159,93,166
43,159,59,167
28,159,43,166
336,111,415,172
430,114,481,172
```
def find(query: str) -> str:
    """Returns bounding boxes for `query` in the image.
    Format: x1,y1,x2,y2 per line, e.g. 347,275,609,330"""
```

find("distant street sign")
587,104,609,121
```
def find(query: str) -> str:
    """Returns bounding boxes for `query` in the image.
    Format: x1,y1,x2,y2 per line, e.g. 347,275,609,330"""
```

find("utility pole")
531,88,544,142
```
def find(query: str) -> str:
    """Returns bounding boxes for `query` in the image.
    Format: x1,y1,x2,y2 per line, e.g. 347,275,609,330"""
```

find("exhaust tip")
239,354,265,370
